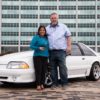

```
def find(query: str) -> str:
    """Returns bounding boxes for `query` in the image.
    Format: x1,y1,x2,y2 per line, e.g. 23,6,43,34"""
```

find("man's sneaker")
51,84,57,90
61,84,68,90
57,84,62,88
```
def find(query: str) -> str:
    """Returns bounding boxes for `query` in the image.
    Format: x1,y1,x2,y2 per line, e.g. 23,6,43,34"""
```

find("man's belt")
50,49,65,51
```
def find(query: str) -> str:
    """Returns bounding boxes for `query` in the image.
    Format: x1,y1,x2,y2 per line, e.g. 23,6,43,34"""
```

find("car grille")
0,76,8,79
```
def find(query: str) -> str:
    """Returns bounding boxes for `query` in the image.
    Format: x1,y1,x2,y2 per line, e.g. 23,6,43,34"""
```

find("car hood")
0,51,33,64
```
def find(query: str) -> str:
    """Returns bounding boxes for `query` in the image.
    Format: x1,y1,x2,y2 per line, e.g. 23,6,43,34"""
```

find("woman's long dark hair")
37,25,47,38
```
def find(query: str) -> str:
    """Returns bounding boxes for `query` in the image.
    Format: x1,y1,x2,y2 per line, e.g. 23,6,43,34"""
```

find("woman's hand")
39,47,45,51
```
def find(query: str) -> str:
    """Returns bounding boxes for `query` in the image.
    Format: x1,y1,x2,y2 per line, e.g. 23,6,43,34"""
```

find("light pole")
18,0,21,52
0,0,2,54
95,0,97,52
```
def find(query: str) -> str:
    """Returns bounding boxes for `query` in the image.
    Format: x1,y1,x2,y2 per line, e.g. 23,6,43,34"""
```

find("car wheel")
87,63,100,81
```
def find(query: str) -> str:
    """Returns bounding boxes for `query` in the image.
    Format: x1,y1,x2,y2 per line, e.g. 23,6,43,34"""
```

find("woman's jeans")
49,50,68,86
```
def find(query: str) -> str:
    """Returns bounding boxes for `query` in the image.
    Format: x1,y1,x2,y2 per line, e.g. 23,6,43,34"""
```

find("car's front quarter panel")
0,51,35,83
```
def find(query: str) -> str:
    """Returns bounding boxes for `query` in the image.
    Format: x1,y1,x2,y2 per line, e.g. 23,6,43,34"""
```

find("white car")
0,43,100,84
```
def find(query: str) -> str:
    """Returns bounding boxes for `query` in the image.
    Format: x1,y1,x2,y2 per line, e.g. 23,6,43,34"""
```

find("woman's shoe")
41,85,44,90
36,85,41,91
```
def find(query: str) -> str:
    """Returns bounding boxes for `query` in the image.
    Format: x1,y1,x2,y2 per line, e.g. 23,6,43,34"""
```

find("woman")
30,26,49,90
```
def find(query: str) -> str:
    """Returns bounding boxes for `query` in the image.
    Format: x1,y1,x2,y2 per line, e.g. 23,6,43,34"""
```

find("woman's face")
39,27,46,36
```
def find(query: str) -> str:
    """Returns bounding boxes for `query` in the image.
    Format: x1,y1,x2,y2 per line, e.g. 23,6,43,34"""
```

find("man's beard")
51,22,58,27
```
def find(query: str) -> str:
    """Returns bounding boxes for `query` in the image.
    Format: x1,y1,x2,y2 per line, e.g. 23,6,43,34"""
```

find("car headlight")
7,61,29,69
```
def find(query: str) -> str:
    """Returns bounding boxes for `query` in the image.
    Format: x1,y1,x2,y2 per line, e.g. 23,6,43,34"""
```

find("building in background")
0,0,100,53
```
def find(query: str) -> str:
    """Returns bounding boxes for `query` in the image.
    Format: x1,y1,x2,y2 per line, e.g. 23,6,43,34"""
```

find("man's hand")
39,47,45,51
66,36,71,55
66,47,71,55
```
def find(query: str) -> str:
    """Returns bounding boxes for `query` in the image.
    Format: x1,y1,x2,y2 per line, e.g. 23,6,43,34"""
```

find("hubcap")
93,64,100,79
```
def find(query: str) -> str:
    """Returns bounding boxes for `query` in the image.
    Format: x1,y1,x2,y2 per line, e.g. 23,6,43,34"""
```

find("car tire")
86,63,100,81
86,76,91,80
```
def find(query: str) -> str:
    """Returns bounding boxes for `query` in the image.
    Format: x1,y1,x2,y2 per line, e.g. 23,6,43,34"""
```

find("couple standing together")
30,12,71,90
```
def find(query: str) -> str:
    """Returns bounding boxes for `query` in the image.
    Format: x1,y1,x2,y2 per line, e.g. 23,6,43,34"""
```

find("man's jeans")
49,50,68,86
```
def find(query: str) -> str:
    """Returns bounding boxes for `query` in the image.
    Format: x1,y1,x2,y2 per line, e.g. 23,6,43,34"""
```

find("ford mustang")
0,43,100,84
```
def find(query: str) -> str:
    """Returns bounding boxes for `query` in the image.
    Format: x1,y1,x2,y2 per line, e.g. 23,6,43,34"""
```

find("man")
46,12,71,88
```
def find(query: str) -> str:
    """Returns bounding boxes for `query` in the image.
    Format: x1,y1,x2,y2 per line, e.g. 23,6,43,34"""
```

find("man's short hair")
50,12,59,18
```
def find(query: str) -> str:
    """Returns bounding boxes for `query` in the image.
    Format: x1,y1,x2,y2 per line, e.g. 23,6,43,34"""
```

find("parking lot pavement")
0,78,100,100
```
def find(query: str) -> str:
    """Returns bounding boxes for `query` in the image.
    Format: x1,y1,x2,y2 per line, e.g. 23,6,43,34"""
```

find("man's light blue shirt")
46,23,71,50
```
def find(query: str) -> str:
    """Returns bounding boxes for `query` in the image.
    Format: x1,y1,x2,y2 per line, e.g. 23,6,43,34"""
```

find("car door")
66,43,87,78
79,43,97,72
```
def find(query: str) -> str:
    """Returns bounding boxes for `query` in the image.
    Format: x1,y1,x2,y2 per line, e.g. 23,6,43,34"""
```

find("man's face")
50,14,58,25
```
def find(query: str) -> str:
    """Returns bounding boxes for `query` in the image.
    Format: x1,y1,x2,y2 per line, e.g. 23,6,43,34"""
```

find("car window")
79,43,95,56
71,44,82,56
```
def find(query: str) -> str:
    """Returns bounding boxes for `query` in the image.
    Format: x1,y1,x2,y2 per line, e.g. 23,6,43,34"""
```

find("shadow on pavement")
0,77,93,88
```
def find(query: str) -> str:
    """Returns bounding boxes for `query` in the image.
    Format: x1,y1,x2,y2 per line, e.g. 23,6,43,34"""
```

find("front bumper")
0,69,35,83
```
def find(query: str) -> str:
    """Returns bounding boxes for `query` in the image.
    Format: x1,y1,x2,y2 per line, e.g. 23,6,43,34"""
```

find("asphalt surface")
0,78,100,100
